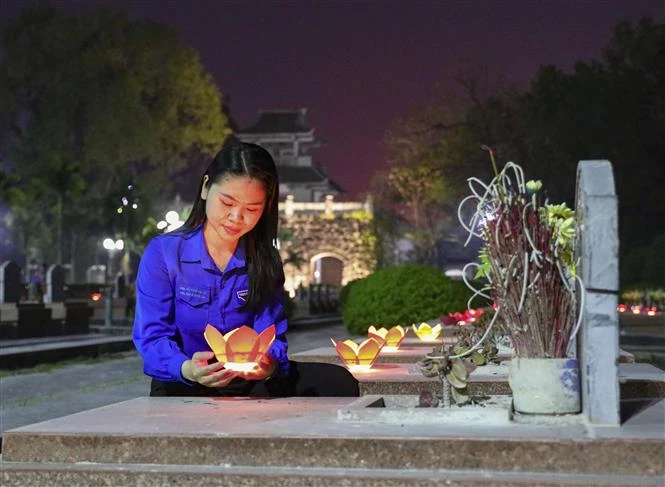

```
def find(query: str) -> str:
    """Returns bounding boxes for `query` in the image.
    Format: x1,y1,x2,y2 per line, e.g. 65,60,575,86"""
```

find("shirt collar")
180,224,247,272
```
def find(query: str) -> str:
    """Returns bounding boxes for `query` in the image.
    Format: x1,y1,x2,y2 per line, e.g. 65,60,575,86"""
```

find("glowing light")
103,238,124,250
221,362,257,373
647,307,657,316
90,292,102,301
158,210,185,232
345,364,376,373
412,322,443,342
331,337,383,370
617,304,627,313
165,211,180,224
204,324,276,372
368,325,407,349
631,305,642,315
465,308,483,322
442,308,485,325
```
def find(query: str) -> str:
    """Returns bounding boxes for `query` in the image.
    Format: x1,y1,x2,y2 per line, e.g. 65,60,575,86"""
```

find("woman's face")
201,175,267,246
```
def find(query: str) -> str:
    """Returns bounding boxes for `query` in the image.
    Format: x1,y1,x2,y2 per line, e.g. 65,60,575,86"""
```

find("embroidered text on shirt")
178,286,208,301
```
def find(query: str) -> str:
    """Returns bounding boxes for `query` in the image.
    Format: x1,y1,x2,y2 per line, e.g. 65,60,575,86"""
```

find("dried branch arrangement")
457,149,584,358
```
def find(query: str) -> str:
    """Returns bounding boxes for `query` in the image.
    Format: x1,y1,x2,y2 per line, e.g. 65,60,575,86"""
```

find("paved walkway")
0,321,359,438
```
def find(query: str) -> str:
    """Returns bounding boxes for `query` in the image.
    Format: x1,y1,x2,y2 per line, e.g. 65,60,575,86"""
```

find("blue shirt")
132,225,289,384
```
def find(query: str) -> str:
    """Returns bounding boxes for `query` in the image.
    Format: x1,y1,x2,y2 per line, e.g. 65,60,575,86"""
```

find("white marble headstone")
574,160,620,425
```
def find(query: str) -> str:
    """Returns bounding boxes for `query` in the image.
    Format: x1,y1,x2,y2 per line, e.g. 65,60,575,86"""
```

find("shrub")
341,264,473,335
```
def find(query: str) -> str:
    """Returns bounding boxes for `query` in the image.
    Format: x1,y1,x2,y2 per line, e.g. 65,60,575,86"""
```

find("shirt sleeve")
132,238,191,384
253,271,291,377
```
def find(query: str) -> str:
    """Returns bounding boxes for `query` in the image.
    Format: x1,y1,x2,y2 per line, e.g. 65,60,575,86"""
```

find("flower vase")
509,357,581,415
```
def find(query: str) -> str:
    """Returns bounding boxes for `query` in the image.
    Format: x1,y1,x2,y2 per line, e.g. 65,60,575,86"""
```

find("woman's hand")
181,351,237,388
235,353,277,381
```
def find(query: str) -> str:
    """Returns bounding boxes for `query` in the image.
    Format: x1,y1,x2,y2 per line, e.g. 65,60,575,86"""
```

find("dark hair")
182,142,283,309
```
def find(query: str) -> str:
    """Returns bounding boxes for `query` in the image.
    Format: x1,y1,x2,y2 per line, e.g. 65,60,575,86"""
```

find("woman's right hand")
181,351,237,388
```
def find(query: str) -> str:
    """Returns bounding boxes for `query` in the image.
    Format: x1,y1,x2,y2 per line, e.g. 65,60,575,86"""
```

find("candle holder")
331,337,384,372
204,324,276,372
411,322,443,342
368,325,406,352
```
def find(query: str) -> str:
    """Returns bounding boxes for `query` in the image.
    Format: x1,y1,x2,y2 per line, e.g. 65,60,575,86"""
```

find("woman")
133,142,358,397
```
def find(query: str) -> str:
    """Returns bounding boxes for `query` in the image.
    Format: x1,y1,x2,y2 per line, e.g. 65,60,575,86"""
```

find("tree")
518,18,664,260
0,5,232,273
380,112,454,265
388,17,664,283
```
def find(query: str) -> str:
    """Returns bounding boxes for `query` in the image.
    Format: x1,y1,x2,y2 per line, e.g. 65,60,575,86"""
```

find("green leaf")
451,359,469,381
451,387,470,405
470,352,486,366
445,371,466,389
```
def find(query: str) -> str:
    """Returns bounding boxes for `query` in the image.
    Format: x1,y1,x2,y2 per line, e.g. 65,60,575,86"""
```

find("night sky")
2,0,664,198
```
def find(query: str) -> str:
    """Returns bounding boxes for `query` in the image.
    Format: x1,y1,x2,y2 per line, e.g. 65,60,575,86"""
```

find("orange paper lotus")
412,322,443,342
367,325,406,351
204,324,275,372
331,337,384,372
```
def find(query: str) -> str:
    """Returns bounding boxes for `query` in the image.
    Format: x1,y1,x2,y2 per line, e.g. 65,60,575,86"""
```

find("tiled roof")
278,166,344,192
279,166,326,183
239,109,312,134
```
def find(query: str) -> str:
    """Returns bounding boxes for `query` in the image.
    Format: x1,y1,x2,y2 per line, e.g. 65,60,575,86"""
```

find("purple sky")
3,0,663,197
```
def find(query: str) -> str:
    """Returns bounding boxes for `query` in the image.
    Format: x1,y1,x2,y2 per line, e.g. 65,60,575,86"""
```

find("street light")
156,210,184,233
102,238,124,327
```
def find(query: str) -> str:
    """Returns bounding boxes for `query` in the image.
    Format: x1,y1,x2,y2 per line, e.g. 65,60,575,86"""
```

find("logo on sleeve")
236,289,249,302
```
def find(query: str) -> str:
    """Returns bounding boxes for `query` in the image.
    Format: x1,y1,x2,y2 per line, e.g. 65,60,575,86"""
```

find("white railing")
279,195,372,216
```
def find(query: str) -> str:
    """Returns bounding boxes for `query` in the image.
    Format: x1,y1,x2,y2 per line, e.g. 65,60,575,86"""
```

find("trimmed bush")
341,264,473,335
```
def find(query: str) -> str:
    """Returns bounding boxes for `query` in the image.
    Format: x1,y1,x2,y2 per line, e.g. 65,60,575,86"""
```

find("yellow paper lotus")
368,325,406,351
204,324,276,372
412,322,443,342
331,337,384,372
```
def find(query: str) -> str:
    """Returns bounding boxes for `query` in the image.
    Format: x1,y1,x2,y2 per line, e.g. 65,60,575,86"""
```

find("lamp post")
102,238,124,327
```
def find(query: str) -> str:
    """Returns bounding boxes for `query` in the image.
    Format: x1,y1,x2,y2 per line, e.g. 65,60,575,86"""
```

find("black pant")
150,360,359,398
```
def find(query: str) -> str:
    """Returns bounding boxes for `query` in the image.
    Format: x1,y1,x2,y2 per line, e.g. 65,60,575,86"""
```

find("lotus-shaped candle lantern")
204,324,275,372
331,337,384,372
411,322,443,342
368,325,406,352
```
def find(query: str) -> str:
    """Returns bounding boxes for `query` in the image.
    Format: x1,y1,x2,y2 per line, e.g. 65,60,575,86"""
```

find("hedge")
341,264,474,335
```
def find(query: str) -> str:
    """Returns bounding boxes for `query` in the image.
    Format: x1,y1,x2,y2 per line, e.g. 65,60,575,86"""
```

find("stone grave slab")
352,362,665,399
402,335,458,346
292,345,512,364
293,345,633,365
1,396,663,486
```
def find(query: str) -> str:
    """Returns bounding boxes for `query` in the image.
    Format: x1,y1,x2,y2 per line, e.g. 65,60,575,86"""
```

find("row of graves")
0,263,92,339
2,161,664,485
0,263,131,341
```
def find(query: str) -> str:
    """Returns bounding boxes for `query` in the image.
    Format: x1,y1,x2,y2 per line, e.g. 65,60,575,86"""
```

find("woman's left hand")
236,353,277,381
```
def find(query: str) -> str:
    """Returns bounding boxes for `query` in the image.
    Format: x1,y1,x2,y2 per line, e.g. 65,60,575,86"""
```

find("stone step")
2,461,663,486
2,397,663,477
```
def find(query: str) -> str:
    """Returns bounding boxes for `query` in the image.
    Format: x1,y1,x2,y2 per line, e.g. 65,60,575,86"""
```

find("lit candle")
204,324,275,372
